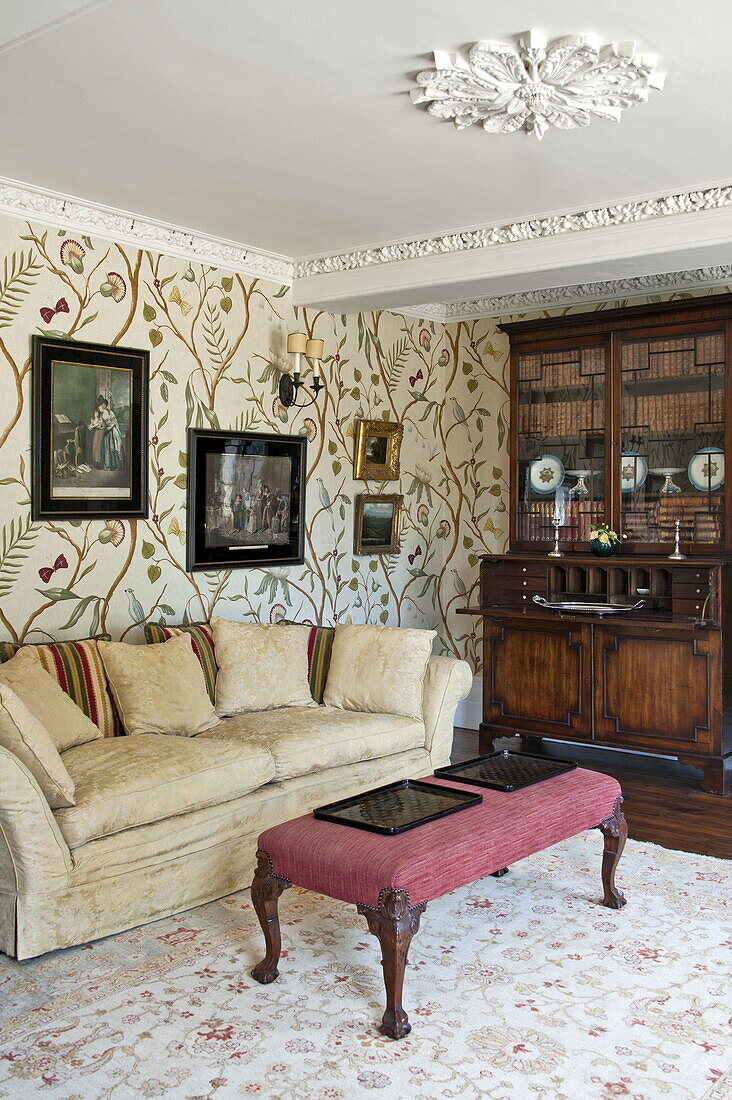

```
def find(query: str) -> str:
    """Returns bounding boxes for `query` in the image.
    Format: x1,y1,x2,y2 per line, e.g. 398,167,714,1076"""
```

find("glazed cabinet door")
482,618,592,738
593,624,721,755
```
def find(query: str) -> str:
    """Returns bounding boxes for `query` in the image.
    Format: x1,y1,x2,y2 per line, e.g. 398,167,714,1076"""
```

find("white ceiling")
1,0,731,310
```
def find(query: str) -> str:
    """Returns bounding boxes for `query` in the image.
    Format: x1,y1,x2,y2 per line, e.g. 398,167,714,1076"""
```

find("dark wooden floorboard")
452,728,732,860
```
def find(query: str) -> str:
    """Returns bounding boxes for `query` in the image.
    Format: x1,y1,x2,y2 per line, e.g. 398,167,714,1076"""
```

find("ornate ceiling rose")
411,30,665,140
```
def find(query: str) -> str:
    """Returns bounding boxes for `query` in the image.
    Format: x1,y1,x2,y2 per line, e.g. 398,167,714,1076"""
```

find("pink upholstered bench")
250,768,626,1039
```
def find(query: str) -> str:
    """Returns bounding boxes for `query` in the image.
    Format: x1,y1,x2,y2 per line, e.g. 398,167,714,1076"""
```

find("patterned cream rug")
0,833,730,1100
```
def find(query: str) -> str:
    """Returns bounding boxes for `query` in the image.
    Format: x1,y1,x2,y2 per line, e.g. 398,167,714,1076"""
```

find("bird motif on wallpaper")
125,588,145,625
450,397,471,439
316,478,336,531
451,569,468,597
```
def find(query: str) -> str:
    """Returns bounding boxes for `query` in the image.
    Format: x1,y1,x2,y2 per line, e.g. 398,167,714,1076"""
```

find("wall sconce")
279,332,325,408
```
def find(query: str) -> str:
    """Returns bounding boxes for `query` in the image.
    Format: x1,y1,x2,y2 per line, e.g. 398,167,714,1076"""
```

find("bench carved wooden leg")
596,797,627,910
357,888,426,1040
250,850,291,984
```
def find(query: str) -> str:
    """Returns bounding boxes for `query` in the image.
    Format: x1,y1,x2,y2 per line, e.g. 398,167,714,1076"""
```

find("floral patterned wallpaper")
3,210,723,674
0,212,509,670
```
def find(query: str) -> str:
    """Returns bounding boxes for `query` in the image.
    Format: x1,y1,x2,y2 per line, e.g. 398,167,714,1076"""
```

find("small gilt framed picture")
354,494,403,555
353,419,403,481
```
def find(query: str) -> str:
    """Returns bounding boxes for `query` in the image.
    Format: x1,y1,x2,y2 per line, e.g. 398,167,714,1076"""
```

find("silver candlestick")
548,518,564,558
668,519,686,560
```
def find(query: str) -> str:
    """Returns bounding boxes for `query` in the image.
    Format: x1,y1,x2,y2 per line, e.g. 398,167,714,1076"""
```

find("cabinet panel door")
593,625,720,754
484,618,591,737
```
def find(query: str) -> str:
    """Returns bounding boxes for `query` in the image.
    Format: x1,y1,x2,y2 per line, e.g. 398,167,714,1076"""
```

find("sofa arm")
422,656,473,762
0,746,72,895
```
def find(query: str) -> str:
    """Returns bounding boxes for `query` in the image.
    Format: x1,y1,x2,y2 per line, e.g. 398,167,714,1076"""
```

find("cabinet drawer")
673,598,709,619
501,564,547,582
673,581,711,598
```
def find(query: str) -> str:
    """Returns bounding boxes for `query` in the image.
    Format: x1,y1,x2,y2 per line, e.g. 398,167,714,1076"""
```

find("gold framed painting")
354,493,403,555
353,419,403,481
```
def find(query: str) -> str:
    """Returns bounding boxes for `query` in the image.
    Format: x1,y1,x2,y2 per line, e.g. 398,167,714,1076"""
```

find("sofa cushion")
324,624,436,719
99,634,219,737
56,734,276,848
0,636,121,737
0,646,103,751
283,622,335,704
144,622,217,704
198,706,425,781
0,682,76,809
211,618,314,716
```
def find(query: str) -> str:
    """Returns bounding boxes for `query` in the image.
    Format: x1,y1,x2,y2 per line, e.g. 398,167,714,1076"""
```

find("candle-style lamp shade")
280,332,326,409
306,338,324,383
305,338,324,360
287,332,308,355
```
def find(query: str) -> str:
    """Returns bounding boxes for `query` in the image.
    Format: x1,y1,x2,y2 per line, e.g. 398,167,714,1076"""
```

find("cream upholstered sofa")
0,622,471,960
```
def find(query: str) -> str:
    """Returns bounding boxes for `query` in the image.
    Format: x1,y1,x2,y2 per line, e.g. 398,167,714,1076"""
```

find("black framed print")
32,335,149,520
187,429,306,571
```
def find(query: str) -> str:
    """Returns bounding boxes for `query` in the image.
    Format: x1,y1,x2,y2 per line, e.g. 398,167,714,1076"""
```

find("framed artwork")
187,429,306,571
32,335,149,519
353,419,403,481
354,493,403,555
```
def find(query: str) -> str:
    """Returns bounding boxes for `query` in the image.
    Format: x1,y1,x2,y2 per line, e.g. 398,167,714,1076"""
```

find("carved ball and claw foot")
357,888,426,1040
250,850,291,984
597,797,628,910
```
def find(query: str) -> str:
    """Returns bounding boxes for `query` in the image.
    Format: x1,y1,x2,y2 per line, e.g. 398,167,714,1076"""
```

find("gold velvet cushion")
56,733,276,848
0,682,76,808
0,646,101,751
98,634,218,737
211,618,314,717
323,624,436,719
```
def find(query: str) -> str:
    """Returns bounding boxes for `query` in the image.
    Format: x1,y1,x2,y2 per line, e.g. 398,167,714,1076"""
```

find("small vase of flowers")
589,523,626,557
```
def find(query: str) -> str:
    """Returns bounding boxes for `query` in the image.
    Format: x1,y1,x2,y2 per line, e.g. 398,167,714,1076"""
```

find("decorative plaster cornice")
294,185,732,278
399,266,732,322
0,177,294,283
411,32,664,140
2,176,730,319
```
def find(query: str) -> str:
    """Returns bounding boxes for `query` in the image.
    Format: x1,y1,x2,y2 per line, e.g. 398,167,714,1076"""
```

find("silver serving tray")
533,595,645,615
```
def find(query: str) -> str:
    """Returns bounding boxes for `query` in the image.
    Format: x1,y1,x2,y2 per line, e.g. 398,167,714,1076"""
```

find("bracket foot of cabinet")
677,754,732,796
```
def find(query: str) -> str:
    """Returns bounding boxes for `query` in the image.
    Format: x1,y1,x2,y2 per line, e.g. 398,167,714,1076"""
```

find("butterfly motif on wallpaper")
407,546,423,566
38,554,68,584
409,369,424,388
168,286,192,315
39,298,69,324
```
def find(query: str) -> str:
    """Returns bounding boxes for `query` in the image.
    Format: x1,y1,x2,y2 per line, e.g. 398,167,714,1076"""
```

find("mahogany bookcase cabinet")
464,295,732,795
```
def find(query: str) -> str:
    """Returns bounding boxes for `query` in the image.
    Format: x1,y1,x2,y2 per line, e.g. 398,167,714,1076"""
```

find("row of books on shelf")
518,499,723,544
518,354,604,389
621,334,724,378
517,501,604,542
518,388,723,436
620,390,723,432
518,400,603,435
517,335,724,389
623,496,723,543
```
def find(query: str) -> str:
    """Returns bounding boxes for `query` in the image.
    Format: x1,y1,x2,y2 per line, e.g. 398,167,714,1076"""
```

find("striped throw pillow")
143,622,218,704
0,636,121,738
281,622,335,704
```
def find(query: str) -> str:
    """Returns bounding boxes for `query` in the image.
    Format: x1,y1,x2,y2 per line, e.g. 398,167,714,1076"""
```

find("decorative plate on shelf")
529,454,564,494
688,447,725,491
620,451,648,493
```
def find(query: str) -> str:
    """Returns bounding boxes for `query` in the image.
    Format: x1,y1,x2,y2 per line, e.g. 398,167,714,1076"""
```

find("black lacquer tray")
313,779,482,835
434,751,578,793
